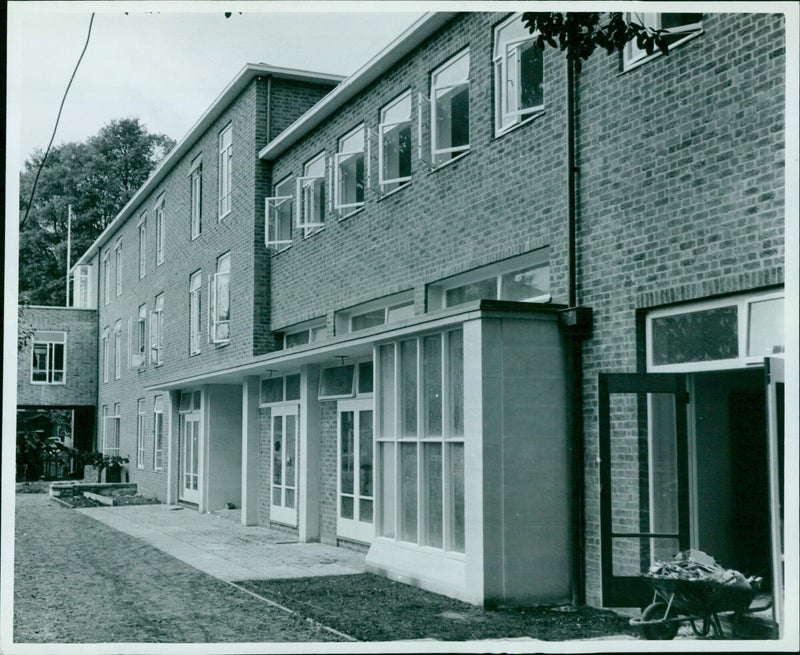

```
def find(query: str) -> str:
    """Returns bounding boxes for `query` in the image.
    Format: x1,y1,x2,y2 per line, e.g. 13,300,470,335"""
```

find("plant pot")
105,465,122,483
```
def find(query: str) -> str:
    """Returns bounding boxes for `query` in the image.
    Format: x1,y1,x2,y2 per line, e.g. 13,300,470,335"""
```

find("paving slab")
76,503,365,582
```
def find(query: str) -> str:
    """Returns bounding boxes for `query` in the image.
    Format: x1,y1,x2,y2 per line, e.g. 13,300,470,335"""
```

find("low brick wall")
50,482,137,498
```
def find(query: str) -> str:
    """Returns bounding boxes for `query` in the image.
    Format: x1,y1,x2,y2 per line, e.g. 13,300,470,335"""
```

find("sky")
7,1,428,168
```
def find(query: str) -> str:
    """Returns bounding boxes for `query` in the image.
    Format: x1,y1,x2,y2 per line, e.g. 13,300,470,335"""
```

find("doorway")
270,404,299,527
337,398,374,543
180,413,201,504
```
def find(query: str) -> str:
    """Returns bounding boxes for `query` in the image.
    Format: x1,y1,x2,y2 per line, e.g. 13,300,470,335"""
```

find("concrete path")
76,503,365,582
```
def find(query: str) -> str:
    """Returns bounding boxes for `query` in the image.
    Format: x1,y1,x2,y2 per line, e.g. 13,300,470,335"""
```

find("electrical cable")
20,13,95,229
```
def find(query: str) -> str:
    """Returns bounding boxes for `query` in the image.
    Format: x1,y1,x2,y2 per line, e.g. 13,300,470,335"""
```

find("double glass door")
338,399,374,543
271,405,299,526
180,414,201,504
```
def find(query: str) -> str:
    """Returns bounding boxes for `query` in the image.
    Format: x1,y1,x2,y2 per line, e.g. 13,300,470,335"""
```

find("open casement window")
334,125,366,212
379,91,412,192
189,156,202,239
623,13,703,69
150,294,164,365
265,176,294,250
31,331,66,384
494,14,544,135
599,373,690,607
296,153,327,235
129,304,147,369
189,271,202,355
218,124,233,218
431,49,470,167
209,253,230,344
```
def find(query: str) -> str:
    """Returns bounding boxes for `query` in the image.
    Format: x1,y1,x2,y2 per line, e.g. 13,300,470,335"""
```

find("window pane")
358,361,373,394
400,340,417,437
382,122,411,188
341,496,354,519
449,330,464,437
351,309,385,332
379,345,395,437
360,499,373,523
261,378,284,404
193,390,201,409
422,443,443,548
518,40,543,111
272,416,282,485
285,489,295,510
435,82,469,157
423,335,442,436
400,442,418,543
359,410,374,498
285,374,301,401
341,411,355,495
748,297,784,357
660,13,702,30
320,365,355,397
378,442,395,537
285,331,310,348
448,442,465,553
651,306,738,365
338,152,364,206
285,415,296,490
501,264,550,301
445,277,496,307
649,394,679,563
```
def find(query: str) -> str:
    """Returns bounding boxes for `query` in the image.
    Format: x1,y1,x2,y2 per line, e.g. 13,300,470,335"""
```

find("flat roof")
71,64,343,271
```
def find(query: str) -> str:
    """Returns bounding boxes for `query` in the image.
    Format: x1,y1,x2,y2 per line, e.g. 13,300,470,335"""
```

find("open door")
765,357,784,634
599,373,690,607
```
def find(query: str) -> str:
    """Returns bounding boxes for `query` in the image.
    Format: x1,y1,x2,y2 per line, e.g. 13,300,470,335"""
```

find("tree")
18,118,175,306
521,12,675,73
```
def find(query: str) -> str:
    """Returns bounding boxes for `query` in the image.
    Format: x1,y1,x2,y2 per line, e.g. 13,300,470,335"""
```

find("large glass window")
379,91,412,193
431,49,470,167
190,156,202,239
623,13,703,69
189,271,202,355
218,124,233,218
266,176,294,250
210,253,230,344
376,329,465,553
335,291,414,335
335,125,366,213
296,152,326,236
30,331,66,384
494,13,544,135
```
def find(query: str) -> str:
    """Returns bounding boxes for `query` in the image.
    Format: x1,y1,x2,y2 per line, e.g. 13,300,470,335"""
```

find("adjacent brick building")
56,10,787,635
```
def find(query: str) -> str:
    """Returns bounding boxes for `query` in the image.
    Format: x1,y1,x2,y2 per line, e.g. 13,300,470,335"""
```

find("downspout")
266,76,272,142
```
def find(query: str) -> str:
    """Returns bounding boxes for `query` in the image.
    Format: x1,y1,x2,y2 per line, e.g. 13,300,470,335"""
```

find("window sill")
619,29,704,74
213,341,230,348
269,243,293,256
428,150,470,175
376,181,411,202
218,208,232,221
30,381,66,386
137,464,144,470
493,108,546,140
189,351,201,357
337,206,365,222
302,226,326,241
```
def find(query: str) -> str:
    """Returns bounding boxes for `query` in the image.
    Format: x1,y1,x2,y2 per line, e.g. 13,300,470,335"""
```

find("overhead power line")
20,13,95,230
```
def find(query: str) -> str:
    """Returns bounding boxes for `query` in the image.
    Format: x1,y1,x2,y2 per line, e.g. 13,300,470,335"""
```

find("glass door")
599,372,690,607
270,405,299,526
180,414,200,504
765,357,785,634
338,398,375,543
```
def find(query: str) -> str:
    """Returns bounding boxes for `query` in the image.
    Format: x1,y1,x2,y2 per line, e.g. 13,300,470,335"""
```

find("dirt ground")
12,493,343,643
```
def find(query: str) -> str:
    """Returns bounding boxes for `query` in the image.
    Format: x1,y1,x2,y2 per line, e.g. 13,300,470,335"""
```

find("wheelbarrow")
630,573,771,639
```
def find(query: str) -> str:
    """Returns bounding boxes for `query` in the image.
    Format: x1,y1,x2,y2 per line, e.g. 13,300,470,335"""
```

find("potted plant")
102,455,130,483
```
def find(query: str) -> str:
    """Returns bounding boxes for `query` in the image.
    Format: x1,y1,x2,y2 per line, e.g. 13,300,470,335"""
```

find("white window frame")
646,290,785,373
265,176,294,250
102,251,110,305
151,293,164,365
430,49,470,167
103,402,121,457
113,320,122,380
155,195,165,266
335,291,414,336
494,13,545,135
138,212,147,279
379,91,413,192
189,270,202,355
334,124,366,213
114,238,123,296
73,265,92,308
258,373,302,407
129,304,147,369
136,399,146,469
153,395,164,470
189,156,202,239
30,331,66,385
102,327,110,383
218,124,233,219
282,319,328,349
623,12,704,70
296,152,327,235
209,253,231,344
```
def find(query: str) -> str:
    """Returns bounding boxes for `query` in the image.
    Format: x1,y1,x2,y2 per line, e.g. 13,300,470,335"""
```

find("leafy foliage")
521,12,671,73
18,118,175,306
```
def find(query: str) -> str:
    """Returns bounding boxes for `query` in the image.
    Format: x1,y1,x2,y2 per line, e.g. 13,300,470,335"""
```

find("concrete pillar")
166,390,180,506
241,376,260,525
298,364,321,542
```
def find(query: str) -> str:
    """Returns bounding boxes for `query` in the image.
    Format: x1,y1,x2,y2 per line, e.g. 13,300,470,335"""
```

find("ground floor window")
375,329,465,553
153,396,164,470
103,403,121,456
137,399,146,468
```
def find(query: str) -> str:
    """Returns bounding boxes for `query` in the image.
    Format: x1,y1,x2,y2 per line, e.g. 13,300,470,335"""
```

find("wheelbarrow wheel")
641,602,679,640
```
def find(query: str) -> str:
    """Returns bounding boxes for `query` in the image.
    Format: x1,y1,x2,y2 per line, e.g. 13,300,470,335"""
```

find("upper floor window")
494,13,544,135
190,156,203,239
73,265,92,308
427,248,550,310
335,291,414,335
151,293,164,365
218,124,233,218
210,253,230,344
138,212,147,279
334,125,365,214
296,152,326,236
189,270,202,355
431,49,470,167
30,331,66,385
131,304,147,369
102,326,110,383
265,176,294,251
282,318,328,349
155,195,165,266
379,91,412,193
114,239,123,296
102,252,110,305
113,319,122,380
623,13,703,70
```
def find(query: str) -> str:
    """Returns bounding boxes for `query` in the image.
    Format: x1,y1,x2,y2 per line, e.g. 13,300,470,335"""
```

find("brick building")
59,11,787,634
